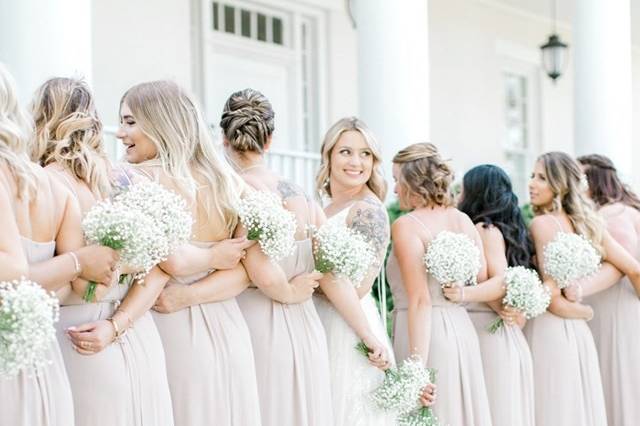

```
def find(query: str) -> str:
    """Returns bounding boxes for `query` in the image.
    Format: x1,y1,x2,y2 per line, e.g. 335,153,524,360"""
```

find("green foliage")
521,203,534,227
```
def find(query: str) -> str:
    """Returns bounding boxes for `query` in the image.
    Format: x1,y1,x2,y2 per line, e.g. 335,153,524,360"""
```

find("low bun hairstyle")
577,154,640,211
392,142,453,208
219,88,274,154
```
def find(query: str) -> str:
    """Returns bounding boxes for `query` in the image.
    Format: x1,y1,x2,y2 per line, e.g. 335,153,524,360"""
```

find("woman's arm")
343,198,390,299
530,216,593,319
0,180,28,280
393,216,432,363
153,264,251,313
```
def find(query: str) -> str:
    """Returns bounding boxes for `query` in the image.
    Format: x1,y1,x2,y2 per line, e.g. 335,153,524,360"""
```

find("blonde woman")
387,143,492,426
525,152,640,426
313,117,399,425
30,77,174,426
220,88,334,426
118,80,261,426
0,63,77,426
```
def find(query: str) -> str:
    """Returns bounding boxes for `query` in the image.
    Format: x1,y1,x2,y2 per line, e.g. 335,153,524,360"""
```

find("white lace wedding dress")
313,207,396,426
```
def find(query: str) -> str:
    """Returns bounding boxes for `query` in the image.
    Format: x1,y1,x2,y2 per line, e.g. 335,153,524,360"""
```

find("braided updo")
392,142,453,208
220,88,274,153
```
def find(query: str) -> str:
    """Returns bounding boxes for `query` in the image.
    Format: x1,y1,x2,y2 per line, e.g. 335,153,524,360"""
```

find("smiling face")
328,130,374,192
528,159,554,208
116,101,158,163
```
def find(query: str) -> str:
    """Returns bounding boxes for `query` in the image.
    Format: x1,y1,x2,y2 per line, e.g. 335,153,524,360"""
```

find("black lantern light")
540,0,569,82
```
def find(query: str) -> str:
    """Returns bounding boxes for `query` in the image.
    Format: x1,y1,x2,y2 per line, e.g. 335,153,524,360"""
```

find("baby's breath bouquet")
543,232,601,289
82,182,193,301
487,266,551,333
424,231,481,287
0,278,59,377
313,222,376,287
356,344,439,426
237,190,296,261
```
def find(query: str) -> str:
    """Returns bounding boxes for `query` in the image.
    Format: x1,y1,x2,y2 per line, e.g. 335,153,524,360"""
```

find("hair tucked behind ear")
392,142,453,207
577,154,640,211
458,164,534,268
31,77,111,199
0,62,36,199
536,151,605,255
219,88,274,154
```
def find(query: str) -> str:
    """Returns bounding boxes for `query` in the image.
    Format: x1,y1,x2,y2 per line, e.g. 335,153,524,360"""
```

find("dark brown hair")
577,154,640,211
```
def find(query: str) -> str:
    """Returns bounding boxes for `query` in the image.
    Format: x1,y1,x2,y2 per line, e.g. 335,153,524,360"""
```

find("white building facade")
1,0,639,201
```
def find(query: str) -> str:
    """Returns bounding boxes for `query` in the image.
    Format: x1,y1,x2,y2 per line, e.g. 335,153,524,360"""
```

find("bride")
313,117,400,425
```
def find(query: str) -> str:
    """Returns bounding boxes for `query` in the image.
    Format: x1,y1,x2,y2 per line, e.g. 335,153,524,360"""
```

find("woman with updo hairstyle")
387,142,492,426
525,151,640,426
312,117,400,425
446,164,535,426
220,88,334,426
576,154,640,425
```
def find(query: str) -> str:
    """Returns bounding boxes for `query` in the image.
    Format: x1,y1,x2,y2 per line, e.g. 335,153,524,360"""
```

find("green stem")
83,281,97,302
486,317,504,334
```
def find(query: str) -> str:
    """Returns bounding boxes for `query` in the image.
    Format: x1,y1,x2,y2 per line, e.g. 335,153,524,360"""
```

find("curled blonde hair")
535,151,605,254
0,63,35,199
392,143,453,208
121,80,244,233
315,117,387,201
31,77,110,198
219,88,274,154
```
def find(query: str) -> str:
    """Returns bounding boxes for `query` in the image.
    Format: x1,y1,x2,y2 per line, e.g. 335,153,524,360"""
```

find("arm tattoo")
276,180,305,200
349,203,389,259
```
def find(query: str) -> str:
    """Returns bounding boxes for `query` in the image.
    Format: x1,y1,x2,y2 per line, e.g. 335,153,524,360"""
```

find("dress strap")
52,169,80,199
406,213,434,240
549,215,565,233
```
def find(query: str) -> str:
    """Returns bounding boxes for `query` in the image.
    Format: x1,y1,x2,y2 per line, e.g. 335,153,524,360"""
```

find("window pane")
241,9,251,37
257,13,267,41
273,17,283,45
212,2,219,30
224,5,235,34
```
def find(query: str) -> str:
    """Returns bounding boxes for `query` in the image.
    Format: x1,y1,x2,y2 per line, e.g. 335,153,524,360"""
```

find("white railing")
103,126,321,197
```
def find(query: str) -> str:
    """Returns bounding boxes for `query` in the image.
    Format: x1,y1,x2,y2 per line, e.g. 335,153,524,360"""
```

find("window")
212,1,287,46
503,72,530,201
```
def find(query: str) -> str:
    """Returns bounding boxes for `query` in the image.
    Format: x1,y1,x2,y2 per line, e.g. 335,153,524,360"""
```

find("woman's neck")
329,181,369,204
226,150,265,173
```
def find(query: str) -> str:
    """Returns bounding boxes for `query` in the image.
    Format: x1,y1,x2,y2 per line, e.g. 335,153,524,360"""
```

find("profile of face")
329,130,373,191
392,163,411,210
116,101,158,163
528,160,554,208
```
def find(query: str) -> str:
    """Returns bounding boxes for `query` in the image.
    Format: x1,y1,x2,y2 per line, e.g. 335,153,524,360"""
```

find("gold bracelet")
106,317,120,341
68,252,81,279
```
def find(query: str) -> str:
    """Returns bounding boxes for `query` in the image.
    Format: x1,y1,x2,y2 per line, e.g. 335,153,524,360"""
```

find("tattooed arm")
345,197,390,298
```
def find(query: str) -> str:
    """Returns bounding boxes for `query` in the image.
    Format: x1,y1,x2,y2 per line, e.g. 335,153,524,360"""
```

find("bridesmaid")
575,154,640,425
388,143,492,426
220,88,333,426
445,165,535,426
118,80,261,426
313,117,407,425
0,181,28,280
30,77,174,426
525,152,640,426
0,63,78,426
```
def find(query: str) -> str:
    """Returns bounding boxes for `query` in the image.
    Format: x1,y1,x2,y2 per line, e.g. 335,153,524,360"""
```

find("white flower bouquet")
424,231,481,287
82,181,192,301
313,222,376,287
543,232,601,289
0,278,59,377
355,345,439,426
237,190,296,262
487,266,551,333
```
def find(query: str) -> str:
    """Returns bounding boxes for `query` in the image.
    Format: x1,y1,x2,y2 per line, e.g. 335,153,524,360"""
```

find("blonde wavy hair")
392,142,453,208
121,80,244,233
219,88,274,154
534,151,605,254
0,63,35,199
315,117,387,201
31,77,111,199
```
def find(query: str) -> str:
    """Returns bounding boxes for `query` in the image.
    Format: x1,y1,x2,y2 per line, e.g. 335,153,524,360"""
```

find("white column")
353,0,430,192
0,0,93,103
573,0,632,177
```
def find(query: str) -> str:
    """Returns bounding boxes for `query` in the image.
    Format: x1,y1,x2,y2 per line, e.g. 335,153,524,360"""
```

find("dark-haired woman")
445,164,535,426
575,154,640,425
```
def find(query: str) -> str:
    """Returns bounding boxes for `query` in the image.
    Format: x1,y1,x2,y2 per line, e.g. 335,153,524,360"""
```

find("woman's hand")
76,245,119,285
498,305,526,328
442,284,464,303
420,383,437,407
66,320,116,355
361,334,391,371
286,271,322,303
562,283,583,303
210,237,256,270
152,284,192,313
